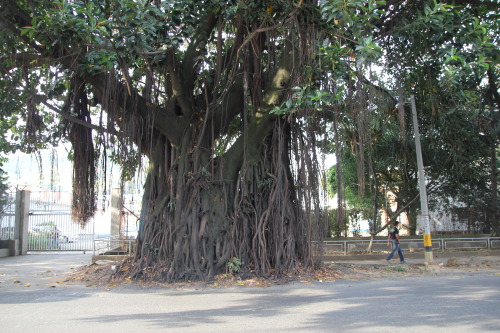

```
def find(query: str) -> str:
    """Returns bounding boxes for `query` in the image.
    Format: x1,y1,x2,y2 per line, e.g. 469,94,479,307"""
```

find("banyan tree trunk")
128,119,314,282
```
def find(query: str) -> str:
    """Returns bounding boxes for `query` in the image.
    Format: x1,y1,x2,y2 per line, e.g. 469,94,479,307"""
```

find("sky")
4,144,73,192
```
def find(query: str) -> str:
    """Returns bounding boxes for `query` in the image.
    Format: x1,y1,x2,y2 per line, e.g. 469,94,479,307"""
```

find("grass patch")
386,265,406,272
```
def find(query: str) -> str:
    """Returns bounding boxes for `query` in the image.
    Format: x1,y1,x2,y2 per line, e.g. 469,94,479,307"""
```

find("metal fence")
27,191,94,252
94,237,136,256
320,237,500,255
0,191,16,240
91,236,500,259
0,213,15,241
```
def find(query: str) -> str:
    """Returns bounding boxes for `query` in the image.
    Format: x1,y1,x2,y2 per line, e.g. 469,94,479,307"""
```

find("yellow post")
423,229,433,264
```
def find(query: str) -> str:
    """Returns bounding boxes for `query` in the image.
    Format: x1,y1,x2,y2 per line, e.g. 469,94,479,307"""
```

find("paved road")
1,254,499,332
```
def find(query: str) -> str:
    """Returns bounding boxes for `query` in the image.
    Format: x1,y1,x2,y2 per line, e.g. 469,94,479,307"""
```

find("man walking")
386,221,404,263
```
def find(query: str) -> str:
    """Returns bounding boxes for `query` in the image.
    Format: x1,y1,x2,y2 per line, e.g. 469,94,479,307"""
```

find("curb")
322,249,500,263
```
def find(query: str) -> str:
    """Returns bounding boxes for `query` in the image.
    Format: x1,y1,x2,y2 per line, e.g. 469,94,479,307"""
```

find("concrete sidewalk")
0,252,93,291
1,250,499,292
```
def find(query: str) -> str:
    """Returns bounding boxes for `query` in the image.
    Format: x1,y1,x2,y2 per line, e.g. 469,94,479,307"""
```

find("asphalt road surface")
1,254,499,332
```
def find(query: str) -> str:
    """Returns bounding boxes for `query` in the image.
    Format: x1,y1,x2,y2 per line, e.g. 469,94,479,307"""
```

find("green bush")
28,232,51,249
227,257,242,274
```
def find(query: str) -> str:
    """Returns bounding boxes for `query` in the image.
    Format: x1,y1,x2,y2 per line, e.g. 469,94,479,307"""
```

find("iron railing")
28,211,94,251
93,237,136,257
319,237,500,255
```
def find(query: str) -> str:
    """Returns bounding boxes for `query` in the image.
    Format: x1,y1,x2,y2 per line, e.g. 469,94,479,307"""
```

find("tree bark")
333,106,345,238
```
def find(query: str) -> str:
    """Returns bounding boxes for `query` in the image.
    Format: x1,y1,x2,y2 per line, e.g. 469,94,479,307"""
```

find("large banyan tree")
1,0,499,281
2,0,331,281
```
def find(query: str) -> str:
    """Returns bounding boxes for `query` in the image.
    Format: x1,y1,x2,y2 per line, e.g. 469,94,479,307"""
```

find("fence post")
15,190,30,256
111,188,123,239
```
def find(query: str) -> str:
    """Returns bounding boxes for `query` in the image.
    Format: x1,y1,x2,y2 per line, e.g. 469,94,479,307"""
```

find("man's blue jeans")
386,239,404,262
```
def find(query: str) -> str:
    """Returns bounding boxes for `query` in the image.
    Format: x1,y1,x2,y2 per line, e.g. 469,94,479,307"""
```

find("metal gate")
0,190,16,241
27,191,94,252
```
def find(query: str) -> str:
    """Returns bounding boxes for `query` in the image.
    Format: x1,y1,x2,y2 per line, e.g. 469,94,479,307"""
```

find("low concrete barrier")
0,248,9,258
0,239,18,257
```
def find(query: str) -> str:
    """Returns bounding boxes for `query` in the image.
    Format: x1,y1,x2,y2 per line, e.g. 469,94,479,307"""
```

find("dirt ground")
67,255,500,290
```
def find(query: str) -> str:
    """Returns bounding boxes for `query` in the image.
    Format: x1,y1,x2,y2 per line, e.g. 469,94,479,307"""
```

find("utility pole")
410,95,433,265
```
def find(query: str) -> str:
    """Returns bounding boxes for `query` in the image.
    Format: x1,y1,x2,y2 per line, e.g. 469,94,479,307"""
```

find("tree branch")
84,71,186,147
182,12,218,91
41,100,117,135
220,30,297,179
372,192,420,236
2,0,188,148
237,8,299,58
0,53,48,74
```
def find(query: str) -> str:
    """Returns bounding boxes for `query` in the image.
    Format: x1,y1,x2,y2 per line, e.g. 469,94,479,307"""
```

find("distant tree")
325,0,499,237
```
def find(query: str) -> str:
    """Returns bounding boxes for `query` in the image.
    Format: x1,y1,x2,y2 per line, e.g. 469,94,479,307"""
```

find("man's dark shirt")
389,227,399,240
